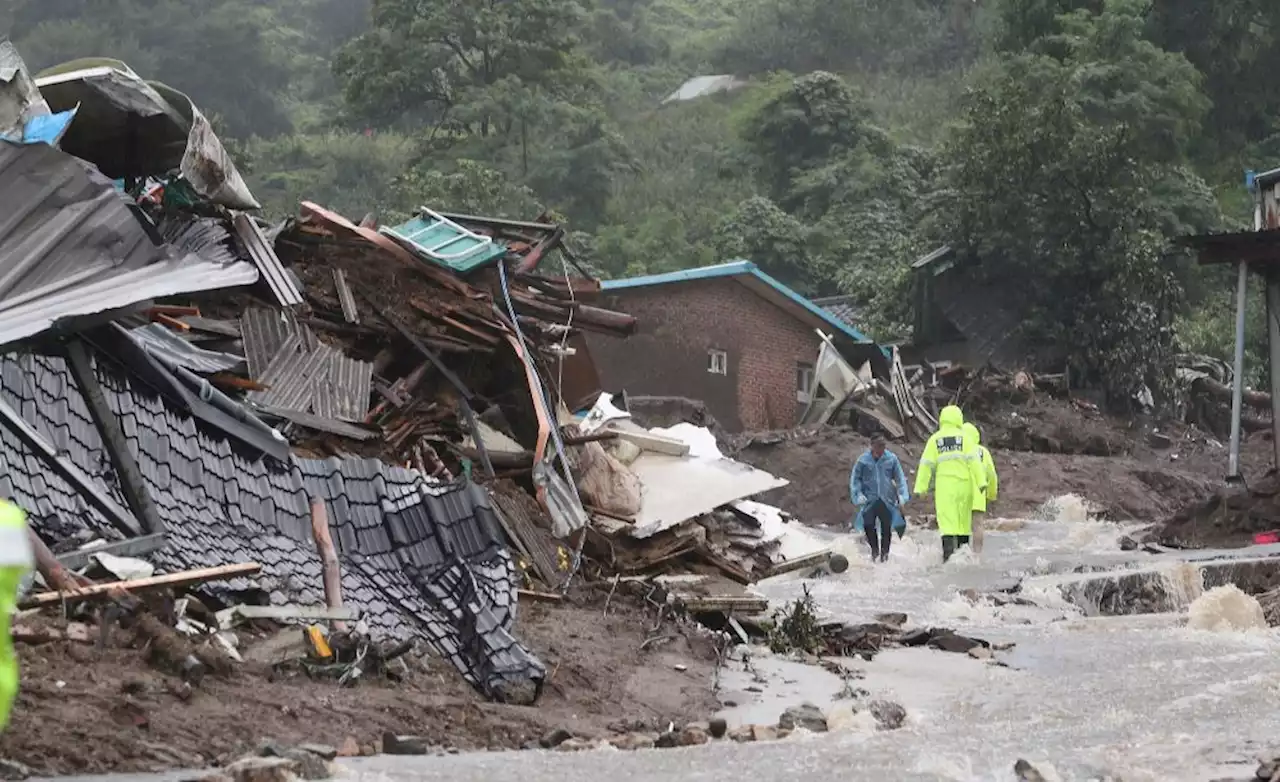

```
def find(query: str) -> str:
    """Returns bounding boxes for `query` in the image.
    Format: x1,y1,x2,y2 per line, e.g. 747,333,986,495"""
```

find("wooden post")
309,499,347,632
29,528,90,595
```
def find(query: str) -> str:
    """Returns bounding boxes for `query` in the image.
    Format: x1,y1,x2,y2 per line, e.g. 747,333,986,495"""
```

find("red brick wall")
584,278,820,432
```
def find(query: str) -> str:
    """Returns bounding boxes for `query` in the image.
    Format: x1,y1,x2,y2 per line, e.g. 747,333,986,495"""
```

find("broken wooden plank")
215,604,361,630
19,562,262,609
517,589,563,603
765,549,833,579
493,491,563,588
333,268,360,324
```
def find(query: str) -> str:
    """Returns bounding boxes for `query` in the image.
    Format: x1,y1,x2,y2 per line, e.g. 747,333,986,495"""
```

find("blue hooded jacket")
850,448,909,532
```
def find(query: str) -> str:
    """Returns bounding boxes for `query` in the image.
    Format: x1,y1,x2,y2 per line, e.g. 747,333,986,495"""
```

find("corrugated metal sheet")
243,306,371,424
233,213,303,308
128,322,245,374
240,307,316,378
0,140,257,351
158,215,238,265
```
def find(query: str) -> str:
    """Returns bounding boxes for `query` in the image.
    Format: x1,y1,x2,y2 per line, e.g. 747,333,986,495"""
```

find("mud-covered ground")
0,586,720,776
731,396,1272,528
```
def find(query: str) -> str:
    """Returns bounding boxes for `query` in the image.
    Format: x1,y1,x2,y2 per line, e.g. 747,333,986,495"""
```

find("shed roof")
600,260,879,347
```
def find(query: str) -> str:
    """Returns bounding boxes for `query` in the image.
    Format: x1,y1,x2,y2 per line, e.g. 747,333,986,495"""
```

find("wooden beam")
309,499,347,632
19,562,262,609
65,338,166,536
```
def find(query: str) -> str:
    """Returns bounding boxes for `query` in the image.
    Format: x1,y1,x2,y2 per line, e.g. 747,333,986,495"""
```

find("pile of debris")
0,41,649,708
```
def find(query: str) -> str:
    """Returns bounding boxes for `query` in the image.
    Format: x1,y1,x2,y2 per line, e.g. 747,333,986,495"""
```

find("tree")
333,0,590,133
712,196,819,294
940,1,1220,406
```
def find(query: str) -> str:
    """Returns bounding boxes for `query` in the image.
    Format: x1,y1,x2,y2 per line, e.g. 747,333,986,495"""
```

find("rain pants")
914,406,987,538
850,448,909,533
0,500,32,733
963,423,999,513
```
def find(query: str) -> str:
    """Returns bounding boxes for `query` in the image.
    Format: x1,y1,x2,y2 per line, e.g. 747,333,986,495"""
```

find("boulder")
608,733,656,751
335,737,361,758
728,726,755,743
679,725,709,746
381,733,430,756
554,738,594,753
654,730,680,749
0,761,31,781
870,701,907,731
282,750,332,780
750,724,779,742
778,703,828,733
1014,759,1047,782
708,717,728,739
295,744,338,762
539,728,573,749
224,756,299,782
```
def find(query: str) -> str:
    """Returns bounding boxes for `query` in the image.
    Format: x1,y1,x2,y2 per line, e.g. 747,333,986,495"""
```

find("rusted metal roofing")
233,213,304,308
0,140,258,350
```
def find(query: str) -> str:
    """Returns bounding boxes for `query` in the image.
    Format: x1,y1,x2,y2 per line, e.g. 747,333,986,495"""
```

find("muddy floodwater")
40,497,1280,781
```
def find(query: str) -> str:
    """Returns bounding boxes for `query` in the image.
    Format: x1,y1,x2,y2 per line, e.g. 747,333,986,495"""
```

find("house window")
797,362,815,403
707,348,728,375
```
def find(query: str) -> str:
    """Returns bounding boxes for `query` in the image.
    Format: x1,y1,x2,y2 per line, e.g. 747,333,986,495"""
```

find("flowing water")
42,495,1280,782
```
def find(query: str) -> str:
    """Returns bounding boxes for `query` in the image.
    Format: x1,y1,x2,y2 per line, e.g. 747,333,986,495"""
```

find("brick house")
584,261,886,432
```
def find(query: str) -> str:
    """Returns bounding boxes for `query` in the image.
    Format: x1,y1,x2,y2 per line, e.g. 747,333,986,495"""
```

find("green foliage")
942,0,1221,405
334,0,591,133
247,131,415,219
766,587,824,655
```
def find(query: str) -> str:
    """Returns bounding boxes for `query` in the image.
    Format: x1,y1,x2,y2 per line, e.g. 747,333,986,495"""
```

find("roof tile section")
233,213,303,309
0,140,258,350
0,351,544,697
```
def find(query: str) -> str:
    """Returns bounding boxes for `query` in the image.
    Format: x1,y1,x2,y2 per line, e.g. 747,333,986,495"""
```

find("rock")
1257,758,1280,781
897,628,931,646
875,612,908,628
992,642,1016,651
1148,431,1173,450
381,732,430,756
827,553,849,574
224,756,299,782
282,751,331,781
708,717,728,739
778,703,828,733
0,760,31,781
295,744,338,762
870,701,907,731
654,730,679,749
1014,759,1047,782
608,733,655,751
335,737,360,758
359,744,379,757
539,728,574,749
256,740,288,758
968,646,993,660
927,630,988,655
1119,535,1139,552
492,680,539,706
554,738,593,753
728,726,755,743
679,724,709,746
751,724,779,742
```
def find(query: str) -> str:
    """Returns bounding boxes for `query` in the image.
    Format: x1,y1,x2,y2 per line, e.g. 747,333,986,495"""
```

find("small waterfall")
1059,562,1205,616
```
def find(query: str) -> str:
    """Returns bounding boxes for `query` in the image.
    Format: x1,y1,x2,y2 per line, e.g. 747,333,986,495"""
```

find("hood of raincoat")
963,422,981,445
939,405,964,429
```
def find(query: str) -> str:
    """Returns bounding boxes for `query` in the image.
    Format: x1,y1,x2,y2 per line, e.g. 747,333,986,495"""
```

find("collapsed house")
0,42,833,703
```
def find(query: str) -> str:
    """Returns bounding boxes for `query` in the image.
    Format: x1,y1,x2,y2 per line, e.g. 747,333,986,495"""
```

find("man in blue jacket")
851,434,910,562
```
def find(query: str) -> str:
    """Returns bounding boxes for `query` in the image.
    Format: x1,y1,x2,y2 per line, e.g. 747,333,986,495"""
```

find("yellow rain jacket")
0,500,32,733
963,422,999,513
914,406,987,537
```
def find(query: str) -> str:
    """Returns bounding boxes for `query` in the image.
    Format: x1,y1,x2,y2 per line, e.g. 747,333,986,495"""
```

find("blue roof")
601,260,881,347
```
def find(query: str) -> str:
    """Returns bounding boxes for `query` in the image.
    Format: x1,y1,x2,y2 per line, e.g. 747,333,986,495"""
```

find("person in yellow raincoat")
914,405,987,562
963,422,999,554
0,499,32,732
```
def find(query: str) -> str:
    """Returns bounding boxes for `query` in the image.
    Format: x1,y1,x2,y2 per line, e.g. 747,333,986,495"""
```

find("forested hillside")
4,0,1280,398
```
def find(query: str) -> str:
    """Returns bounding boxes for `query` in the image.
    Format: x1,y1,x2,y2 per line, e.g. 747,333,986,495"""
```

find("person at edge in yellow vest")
913,405,987,563
0,499,32,733
963,422,999,554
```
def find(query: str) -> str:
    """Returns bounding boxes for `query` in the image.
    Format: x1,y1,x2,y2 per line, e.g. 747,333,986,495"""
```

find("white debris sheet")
731,500,831,564
627,425,788,539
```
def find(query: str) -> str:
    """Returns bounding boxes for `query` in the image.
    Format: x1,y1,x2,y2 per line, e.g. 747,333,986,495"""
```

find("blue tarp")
1,107,77,146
